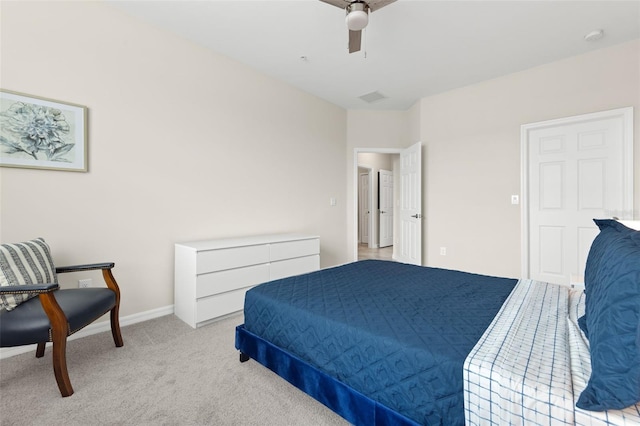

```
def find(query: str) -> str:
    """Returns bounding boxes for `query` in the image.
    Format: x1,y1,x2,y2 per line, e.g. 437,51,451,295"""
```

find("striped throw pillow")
0,238,58,311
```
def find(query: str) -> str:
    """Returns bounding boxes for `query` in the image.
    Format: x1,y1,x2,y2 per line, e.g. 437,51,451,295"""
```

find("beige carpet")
0,314,349,426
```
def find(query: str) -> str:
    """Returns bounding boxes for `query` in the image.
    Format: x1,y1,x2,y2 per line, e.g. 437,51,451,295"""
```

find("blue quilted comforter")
243,260,516,425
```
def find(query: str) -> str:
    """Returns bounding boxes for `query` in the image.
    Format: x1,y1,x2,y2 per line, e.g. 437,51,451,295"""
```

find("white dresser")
174,234,320,328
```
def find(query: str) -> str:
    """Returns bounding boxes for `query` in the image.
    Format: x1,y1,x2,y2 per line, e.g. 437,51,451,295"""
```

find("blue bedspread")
243,260,516,425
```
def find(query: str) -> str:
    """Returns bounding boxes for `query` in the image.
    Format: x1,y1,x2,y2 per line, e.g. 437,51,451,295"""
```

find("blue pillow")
578,219,635,336
576,225,640,411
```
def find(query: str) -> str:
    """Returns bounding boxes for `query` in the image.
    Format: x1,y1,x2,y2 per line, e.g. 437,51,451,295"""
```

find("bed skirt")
235,324,420,426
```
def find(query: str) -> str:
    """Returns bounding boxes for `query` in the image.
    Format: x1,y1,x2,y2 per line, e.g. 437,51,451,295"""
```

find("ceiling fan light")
345,3,368,31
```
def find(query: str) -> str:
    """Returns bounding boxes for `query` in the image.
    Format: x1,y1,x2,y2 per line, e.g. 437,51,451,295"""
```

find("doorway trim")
520,106,634,279
353,147,404,261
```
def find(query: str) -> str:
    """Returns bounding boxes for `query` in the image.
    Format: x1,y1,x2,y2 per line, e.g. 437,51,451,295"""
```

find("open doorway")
353,143,423,265
356,152,399,261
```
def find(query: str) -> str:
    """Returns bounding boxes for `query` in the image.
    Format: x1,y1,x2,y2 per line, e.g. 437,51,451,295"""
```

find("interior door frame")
520,106,634,279
353,148,404,261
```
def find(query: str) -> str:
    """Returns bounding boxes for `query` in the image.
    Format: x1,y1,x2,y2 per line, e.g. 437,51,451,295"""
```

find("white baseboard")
0,305,174,360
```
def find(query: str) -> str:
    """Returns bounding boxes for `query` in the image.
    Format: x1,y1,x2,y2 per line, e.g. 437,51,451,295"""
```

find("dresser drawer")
196,263,269,298
270,238,319,262
270,255,320,280
175,234,320,328
196,288,249,323
196,244,269,274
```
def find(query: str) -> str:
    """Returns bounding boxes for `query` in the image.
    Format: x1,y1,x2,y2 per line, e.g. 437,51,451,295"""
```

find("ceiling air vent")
358,91,387,104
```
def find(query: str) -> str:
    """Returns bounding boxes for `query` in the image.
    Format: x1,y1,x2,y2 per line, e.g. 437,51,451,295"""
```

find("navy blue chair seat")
0,288,116,347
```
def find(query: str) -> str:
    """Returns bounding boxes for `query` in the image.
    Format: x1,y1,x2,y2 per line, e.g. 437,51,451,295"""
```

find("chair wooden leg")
110,307,124,347
51,336,73,397
103,268,124,348
36,342,46,358
38,292,74,397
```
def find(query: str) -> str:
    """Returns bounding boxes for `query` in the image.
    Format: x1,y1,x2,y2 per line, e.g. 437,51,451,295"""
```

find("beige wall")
346,40,639,278
0,1,348,319
2,1,638,320
420,39,640,277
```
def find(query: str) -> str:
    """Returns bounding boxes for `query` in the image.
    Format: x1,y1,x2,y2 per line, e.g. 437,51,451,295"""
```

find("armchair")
0,238,123,397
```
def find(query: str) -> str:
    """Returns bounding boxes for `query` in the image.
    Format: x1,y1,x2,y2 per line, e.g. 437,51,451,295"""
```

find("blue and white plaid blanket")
464,279,640,425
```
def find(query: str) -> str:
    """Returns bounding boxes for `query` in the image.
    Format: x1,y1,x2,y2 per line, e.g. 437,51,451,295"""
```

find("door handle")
411,213,422,219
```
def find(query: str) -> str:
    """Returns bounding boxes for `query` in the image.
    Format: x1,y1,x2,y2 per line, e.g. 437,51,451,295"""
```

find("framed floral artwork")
0,90,87,172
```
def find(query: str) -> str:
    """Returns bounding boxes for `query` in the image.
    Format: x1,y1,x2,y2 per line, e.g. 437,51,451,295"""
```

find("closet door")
524,108,633,285
379,169,394,248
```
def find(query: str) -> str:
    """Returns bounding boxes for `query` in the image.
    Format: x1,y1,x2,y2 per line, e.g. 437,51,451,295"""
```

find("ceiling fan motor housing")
345,2,369,31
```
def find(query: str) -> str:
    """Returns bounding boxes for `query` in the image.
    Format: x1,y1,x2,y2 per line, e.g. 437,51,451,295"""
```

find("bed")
235,220,640,425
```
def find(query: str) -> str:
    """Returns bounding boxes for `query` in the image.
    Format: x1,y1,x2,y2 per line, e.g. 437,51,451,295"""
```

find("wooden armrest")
57,263,121,298
56,263,115,273
0,283,59,295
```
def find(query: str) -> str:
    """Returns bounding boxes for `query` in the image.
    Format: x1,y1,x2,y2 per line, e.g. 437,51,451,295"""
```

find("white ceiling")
108,0,640,110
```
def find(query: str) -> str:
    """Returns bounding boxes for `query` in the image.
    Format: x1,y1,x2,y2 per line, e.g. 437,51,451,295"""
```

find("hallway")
358,244,393,261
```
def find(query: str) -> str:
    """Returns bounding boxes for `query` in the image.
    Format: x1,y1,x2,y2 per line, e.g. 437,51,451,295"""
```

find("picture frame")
0,89,87,172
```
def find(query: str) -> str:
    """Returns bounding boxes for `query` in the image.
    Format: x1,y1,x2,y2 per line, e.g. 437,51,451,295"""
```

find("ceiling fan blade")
348,30,362,53
319,0,350,9
367,0,397,12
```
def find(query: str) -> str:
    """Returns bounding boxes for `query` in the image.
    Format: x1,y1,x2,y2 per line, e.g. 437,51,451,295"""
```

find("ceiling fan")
320,0,397,53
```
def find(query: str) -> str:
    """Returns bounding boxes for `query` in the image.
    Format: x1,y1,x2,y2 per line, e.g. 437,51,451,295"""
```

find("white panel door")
397,142,422,265
527,109,633,285
359,172,370,244
379,169,394,248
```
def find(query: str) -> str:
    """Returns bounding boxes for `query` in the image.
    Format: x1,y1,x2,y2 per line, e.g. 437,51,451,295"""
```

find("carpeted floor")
0,314,349,426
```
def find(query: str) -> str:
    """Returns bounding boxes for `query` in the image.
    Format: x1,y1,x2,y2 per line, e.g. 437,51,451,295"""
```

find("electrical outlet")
440,247,447,256
78,279,92,288
511,195,519,205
